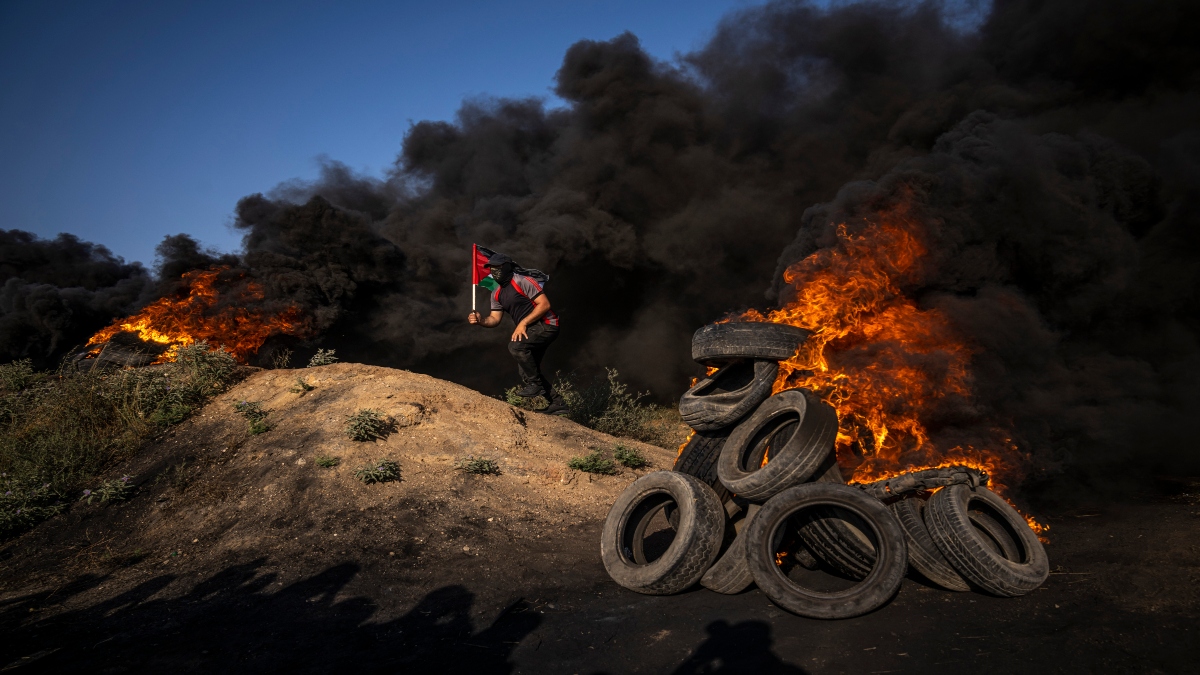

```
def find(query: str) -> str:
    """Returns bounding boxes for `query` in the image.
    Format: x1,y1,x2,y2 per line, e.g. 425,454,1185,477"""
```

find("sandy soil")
0,365,1197,673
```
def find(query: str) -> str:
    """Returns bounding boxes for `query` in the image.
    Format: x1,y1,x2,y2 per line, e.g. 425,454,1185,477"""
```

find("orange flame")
677,430,695,461
738,200,1035,506
86,267,309,364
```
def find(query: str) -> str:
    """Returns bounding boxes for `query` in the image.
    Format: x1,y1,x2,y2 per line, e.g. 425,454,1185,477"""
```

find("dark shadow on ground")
0,560,540,674
668,620,808,675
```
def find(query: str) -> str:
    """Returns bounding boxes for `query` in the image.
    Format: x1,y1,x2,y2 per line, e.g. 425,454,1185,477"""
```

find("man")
468,253,568,415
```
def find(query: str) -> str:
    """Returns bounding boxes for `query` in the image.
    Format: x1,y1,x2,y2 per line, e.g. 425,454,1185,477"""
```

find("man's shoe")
514,383,548,398
540,400,569,416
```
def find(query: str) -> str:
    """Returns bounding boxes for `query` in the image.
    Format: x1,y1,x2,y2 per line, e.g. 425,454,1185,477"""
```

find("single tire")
889,495,970,592
700,504,761,594
925,485,1049,597
673,428,733,502
745,483,907,619
679,360,778,432
717,389,838,501
601,471,726,595
692,322,811,364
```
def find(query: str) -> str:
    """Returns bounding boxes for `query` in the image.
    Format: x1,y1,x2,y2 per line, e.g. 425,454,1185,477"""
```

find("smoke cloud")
3,0,1196,481
0,230,154,366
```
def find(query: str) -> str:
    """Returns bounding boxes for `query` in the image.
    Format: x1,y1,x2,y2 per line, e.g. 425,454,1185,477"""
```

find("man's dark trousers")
508,322,560,400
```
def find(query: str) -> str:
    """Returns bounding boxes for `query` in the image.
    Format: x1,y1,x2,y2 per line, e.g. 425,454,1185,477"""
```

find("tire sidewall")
601,471,724,593
717,389,835,500
745,483,907,619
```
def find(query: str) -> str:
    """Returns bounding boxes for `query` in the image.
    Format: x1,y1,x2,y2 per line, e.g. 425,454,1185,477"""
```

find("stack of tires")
600,322,1049,619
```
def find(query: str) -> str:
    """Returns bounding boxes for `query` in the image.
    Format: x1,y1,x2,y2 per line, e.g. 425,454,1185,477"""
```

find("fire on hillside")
84,267,310,364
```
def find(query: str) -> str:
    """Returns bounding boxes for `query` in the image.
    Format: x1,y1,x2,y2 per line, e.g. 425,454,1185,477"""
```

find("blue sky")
0,0,772,270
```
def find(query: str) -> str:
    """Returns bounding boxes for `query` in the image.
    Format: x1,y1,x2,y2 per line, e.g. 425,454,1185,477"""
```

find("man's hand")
511,323,529,341
472,310,504,328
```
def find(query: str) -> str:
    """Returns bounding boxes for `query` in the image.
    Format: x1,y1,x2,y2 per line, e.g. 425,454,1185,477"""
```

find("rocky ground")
0,364,1197,673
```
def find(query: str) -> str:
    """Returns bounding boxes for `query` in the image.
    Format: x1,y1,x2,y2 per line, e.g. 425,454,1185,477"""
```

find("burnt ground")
1,493,1197,673
0,366,1196,673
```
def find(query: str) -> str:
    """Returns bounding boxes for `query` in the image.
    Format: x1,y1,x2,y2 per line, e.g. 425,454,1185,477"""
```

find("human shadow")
0,559,539,674
669,620,809,675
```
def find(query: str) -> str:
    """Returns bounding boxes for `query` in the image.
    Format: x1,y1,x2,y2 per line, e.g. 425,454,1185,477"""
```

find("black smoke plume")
0,230,152,367
4,0,1197,482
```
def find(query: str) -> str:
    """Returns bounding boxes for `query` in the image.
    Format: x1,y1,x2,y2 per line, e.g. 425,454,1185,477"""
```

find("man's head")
486,253,515,284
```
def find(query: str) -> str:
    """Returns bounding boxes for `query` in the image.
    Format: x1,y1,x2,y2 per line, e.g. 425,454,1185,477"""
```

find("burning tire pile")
601,323,1049,619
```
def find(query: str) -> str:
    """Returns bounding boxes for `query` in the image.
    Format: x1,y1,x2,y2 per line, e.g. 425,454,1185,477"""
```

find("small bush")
233,400,271,434
355,459,400,484
0,360,35,392
567,450,618,475
307,349,338,367
552,369,676,447
172,343,238,400
345,409,395,442
289,376,315,394
81,475,134,505
455,455,500,475
0,475,65,537
271,348,293,369
315,455,339,468
613,444,648,469
505,386,546,410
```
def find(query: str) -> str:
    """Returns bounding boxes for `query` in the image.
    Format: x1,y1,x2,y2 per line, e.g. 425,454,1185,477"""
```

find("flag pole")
471,243,477,315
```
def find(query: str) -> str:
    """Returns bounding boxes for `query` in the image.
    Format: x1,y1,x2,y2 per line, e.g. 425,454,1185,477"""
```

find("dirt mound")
0,363,673,616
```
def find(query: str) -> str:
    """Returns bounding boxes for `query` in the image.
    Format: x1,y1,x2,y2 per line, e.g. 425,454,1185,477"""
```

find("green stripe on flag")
479,277,499,292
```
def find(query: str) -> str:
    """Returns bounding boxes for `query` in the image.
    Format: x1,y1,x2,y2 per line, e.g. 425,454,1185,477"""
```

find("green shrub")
289,376,315,394
567,450,618,475
233,400,271,434
172,343,237,398
345,409,395,442
505,386,546,410
613,444,648,469
355,459,400,484
455,455,500,475
315,455,340,468
81,475,134,505
0,343,237,538
0,360,35,392
551,369,676,447
307,349,338,367
0,475,66,537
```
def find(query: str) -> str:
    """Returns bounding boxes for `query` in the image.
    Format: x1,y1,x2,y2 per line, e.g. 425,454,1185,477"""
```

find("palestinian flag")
472,244,500,292
471,244,550,291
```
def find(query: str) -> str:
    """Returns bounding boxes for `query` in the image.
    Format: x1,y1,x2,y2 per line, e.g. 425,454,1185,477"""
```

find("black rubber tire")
925,485,1049,597
967,508,1022,562
889,495,970,592
673,428,732,502
745,483,907,619
700,504,761,594
717,389,838,501
795,502,878,580
601,471,727,595
783,453,843,571
692,322,811,364
678,360,779,432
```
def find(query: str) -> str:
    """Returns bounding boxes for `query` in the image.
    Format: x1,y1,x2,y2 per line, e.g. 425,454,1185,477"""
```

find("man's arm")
511,294,551,341
468,310,505,327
